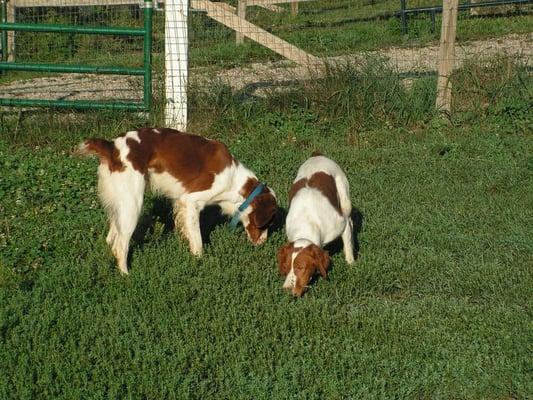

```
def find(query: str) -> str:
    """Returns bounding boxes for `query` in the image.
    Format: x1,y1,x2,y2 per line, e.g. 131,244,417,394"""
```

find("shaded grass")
0,60,532,399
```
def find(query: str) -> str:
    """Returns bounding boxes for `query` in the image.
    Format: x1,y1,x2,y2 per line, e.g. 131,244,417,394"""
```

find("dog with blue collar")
228,180,277,246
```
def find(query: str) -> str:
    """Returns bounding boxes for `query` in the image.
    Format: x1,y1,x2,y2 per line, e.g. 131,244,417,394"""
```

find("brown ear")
252,194,277,229
312,245,330,278
277,243,293,276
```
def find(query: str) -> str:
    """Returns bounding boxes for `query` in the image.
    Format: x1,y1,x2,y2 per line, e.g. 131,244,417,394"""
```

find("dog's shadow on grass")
133,199,288,248
132,199,233,252
270,206,288,236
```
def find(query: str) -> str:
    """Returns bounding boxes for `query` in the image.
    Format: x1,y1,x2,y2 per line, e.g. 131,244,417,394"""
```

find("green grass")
0,60,532,399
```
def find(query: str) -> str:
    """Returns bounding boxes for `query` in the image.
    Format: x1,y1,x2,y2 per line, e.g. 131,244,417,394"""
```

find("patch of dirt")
0,73,143,103
0,33,530,103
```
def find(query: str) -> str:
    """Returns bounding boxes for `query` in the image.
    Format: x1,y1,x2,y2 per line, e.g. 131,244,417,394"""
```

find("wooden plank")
7,0,15,61
257,4,283,12
435,0,458,114
216,2,236,13
196,0,321,68
236,0,245,45
291,0,298,16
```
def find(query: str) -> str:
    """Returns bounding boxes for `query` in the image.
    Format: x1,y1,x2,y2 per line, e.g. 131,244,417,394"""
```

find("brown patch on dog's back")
307,172,341,215
288,178,307,204
288,172,341,215
125,128,235,192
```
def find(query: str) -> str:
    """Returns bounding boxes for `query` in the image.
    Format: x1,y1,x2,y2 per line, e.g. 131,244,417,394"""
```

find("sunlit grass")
0,58,531,398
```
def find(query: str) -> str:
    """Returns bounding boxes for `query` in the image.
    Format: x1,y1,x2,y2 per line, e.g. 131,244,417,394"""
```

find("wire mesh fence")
0,0,531,124
187,0,530,116
188,1,530,71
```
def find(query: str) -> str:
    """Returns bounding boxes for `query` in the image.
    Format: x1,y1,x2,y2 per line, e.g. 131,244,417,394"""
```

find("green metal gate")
0,0,153,111
0,0,7,64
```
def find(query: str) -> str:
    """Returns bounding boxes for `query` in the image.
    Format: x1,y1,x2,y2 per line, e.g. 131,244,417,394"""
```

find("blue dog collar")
229,182,266,229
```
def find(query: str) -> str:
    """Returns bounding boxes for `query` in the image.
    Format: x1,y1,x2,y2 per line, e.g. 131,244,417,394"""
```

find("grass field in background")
0,59,531,398
2,1,531,73
189,3,532,67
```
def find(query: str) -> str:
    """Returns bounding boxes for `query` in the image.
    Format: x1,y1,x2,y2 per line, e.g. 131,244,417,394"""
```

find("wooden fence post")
435,0,459,114
291,0,298,16
236,0,246,44
6,0,15,61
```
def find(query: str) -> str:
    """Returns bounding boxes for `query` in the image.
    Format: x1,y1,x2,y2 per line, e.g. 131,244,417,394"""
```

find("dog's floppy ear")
311,245,330,278
252,193,278,229
277,243,293,276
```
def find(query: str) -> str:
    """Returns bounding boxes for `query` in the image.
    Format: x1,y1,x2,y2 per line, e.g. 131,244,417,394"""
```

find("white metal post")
165,0,188,130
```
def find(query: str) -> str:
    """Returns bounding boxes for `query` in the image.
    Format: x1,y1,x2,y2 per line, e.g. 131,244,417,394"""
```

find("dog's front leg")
175,200,203,257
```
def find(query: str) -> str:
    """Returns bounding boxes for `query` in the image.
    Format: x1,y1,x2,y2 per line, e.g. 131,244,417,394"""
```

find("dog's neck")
287,222,322,248
217,161,260,217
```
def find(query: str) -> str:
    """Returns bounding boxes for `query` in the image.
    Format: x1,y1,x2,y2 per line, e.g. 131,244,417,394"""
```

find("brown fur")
288,178,307,204
277,242,297,276
124,128,235,193
277,242,330,297
240,177,277,242
288,172,341,215
82,138,125,172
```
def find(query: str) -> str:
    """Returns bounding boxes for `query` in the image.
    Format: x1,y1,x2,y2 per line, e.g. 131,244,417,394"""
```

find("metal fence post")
143,0,154,111
0,0,6,61
400,0,408,34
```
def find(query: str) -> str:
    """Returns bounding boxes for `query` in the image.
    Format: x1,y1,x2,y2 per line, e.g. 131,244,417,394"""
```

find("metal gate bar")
0,0,153,111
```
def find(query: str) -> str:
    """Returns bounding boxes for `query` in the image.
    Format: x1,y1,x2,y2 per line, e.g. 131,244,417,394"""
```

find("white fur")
286,156,354,264
95,132,265,273
282,251,299,289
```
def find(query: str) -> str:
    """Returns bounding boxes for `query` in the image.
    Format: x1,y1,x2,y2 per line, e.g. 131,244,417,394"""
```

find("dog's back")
290,154,351,218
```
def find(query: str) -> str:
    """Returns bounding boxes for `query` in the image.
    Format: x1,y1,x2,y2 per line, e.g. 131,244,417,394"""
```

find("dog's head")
242,186,277,246
277,239,330,297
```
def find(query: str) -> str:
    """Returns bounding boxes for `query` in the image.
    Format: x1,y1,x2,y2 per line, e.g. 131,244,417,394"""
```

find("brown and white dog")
80,128,277,274
277,154,354,296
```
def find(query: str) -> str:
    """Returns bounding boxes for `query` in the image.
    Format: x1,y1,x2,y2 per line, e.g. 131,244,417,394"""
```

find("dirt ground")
0,33,530,103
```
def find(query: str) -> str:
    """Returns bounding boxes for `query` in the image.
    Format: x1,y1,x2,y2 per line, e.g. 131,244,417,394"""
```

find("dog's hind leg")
98,165,145,274
342,218,355,265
